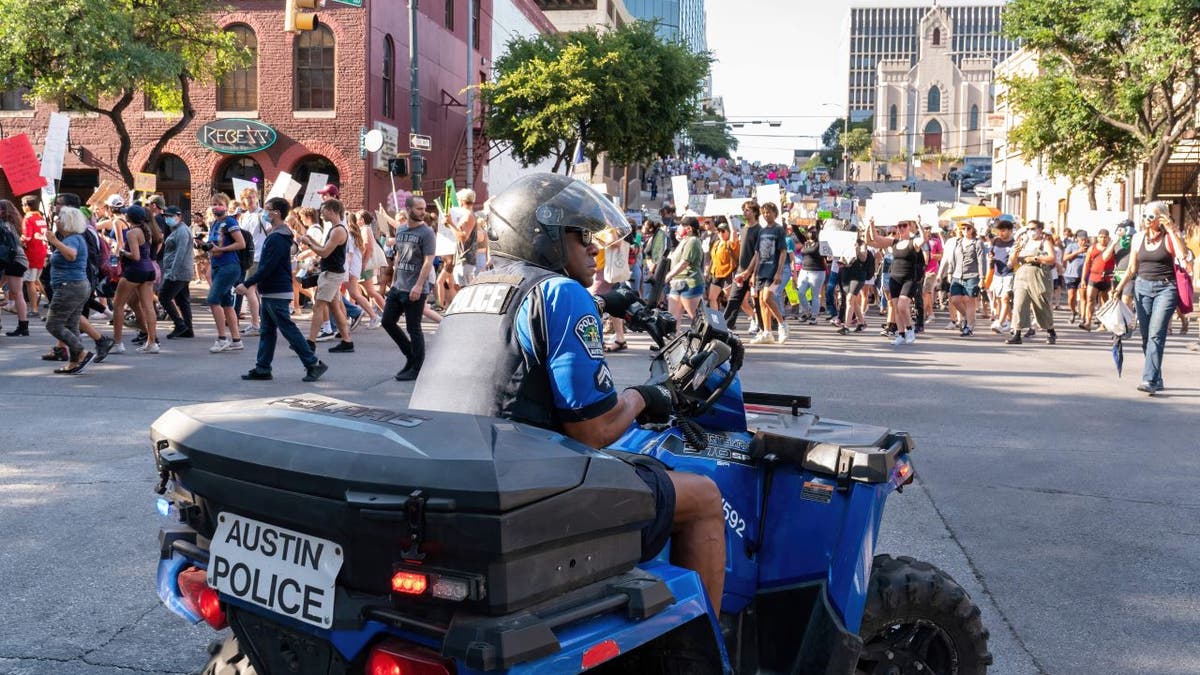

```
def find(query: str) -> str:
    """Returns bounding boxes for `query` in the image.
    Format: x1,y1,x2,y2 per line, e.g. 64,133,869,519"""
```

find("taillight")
581,639,620,669
366,640,455,675
177,567,228,630
391,571,428,595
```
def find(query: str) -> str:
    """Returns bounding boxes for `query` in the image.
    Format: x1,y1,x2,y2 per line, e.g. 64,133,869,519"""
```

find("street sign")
409,133,432,152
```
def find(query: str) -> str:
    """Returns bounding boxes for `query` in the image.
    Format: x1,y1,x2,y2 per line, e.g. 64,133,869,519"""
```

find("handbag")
1096,298,1134,337
604,241,632,283
1165,235,1193,315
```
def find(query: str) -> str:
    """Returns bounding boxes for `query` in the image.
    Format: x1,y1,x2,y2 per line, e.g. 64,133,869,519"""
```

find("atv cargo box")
151,395,655,615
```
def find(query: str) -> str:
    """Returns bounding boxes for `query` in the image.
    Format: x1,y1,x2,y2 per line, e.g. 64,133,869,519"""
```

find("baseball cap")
105,194,125,209
121,205,148,224
164,206,183,217
317,184,340,198
144,195,166,210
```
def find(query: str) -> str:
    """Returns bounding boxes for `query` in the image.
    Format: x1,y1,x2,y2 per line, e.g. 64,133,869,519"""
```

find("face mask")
165,217,179,227
212,206,227,217
260,212,272,229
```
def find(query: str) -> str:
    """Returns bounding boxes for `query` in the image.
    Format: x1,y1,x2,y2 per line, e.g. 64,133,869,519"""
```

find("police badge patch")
574,314,604,359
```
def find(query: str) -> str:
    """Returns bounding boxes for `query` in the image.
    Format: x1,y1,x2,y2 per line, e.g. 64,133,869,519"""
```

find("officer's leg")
667,471,725,614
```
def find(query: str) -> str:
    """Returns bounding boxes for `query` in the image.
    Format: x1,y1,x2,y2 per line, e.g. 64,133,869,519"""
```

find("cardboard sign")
434,225,457,257
704,197,746,217
134,172,157,194
88,180,122,208
0,134,48,196
670,175,689,209
755,183,781,209
232,177,258,201
40,113,70,183
820,229,858,259
301,173,328,209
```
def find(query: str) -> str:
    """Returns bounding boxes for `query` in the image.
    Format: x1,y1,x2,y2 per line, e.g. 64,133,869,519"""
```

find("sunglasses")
1142,213,1158,221
566,227,594,245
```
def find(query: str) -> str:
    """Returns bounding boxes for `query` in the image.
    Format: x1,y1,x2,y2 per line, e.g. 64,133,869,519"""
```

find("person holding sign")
866,218,923,346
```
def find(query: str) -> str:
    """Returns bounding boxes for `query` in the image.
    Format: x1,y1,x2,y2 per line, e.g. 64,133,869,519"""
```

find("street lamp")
818,102,850,184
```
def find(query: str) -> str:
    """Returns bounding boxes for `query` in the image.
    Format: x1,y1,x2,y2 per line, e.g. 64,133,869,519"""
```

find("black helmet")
487,173,631,272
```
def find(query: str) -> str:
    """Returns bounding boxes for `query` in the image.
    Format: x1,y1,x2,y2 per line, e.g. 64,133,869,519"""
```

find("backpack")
0,223,18,269
84,229,119,287
238,226,255,272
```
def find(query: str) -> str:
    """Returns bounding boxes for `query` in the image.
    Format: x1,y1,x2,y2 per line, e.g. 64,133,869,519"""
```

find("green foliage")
1004,0,1200,199
839,127,872,161
688,111,738,159
481,21,710,172
0,0,249,182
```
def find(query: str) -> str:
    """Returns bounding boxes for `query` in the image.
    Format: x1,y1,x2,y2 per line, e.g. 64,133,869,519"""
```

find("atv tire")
857,554,993,675
196,636,258,675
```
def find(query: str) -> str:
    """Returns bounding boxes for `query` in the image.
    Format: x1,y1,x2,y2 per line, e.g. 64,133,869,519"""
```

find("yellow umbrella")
942,204,1000,220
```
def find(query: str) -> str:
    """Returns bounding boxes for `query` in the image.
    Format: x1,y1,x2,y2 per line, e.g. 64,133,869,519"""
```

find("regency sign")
197,119,278,155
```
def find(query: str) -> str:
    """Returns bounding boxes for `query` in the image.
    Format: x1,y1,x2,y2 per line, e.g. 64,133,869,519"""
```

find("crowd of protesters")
0,161,1195,395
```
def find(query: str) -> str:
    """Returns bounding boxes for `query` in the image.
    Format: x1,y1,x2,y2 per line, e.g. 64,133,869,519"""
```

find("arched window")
155,154,192,221
932,27,941,46
926,86,941,113
295,25,335,111
216,156,264,199
969,104,980,131
290,156,341,207
888,105,898,131
923,119,943,153
382,35,395,119
217,25,257,112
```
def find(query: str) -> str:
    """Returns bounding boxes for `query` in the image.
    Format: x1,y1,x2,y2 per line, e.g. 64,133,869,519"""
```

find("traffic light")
388,157,409,177
285,0,324,32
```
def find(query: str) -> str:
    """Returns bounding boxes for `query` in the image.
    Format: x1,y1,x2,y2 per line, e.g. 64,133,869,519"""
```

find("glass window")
445,0,454,30
927,86,940,113
969,105,980,131
889,105,898,131
295,26,335,111
0,87,32,111
382,35,395,119
218,25,258,112
473,0,481,50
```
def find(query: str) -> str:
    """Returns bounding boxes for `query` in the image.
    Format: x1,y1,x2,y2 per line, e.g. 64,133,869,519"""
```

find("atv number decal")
722,500,746,538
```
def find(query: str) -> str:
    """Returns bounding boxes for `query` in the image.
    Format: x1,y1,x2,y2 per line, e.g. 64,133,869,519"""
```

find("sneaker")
241,325,261,337
944,320,958,330
777,323,789,344
94,336,115,363
315,328,337,342
209,339,231,353
226,339,245,351
750,331,774,345
137,341,160,354
805,317,818,326
349,314,363,332
132,332,148,345
1046,330,1057,345
854,324,865,333
837,326,850,336
65,351,95,375
110,342,127,355
748,318,759,334
367,317,381,330
990,320,1002,333
329,340,355,353
960,326,973,337
892,334,906,346
167,327,195,339
1005,333,1023,345
904,329,916,344
394,367,419,382
302,360,329,382
307,340,317,353
1136,382,1156,395
241,368,273,381
879,328,893,337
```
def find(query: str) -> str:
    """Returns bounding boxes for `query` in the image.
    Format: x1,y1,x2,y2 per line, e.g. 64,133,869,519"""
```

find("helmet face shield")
535,180,631,250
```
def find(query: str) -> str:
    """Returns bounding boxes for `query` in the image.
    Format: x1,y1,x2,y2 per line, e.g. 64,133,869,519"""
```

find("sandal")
42,347,68,361
604,340,628,353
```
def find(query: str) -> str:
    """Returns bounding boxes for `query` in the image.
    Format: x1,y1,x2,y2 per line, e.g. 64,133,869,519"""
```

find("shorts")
669,281,704,299
709,274,732,289
631,462,676,563
207,263,241,307
453,263,476,287
122,266,156,284
846,279,865,296
991,273,1014,296
22,267,42,283
1089,279,1112,293
315,271,348,303
753,277,778,293
922,275,939,294
361,268,375,282
887,276,918,300
1065,277,1081,290
949,278,981,297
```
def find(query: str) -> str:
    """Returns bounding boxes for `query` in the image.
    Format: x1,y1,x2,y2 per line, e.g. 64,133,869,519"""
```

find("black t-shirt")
737,224,760,272
801,239,825,271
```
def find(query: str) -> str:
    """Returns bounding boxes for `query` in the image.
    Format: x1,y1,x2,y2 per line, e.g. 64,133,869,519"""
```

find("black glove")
629,384,675,425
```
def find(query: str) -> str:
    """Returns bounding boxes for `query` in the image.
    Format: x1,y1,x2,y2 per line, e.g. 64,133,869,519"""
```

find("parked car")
973,182,993,198
961,172,991,191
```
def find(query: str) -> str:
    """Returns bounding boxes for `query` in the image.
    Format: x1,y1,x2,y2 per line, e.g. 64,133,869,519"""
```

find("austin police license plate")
208,513,344,629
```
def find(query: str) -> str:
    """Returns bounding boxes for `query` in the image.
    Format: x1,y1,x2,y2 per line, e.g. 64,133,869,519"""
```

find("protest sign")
266,171,302,202
917,203,941,229
864,192,922,225
755,183,781,209
40,113,70,183
232,178,258,201
134,172,157,194
434,226,457,256
88,180,121,208
820,229,858,259
0,134,48,196
40,184,56,212
670,175,689,209
301,173,328,208
704,197,745,217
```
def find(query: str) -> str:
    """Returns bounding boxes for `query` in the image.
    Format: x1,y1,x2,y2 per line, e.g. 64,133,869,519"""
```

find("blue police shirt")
515,276,617,423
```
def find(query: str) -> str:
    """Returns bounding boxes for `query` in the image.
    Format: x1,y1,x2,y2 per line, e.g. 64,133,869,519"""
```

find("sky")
704,0,1005,165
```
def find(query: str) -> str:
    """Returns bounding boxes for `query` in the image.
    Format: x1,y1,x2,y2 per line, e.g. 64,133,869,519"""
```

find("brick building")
0,0,499,215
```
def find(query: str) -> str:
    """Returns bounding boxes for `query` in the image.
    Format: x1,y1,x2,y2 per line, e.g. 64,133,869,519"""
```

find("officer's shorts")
632,461,676,562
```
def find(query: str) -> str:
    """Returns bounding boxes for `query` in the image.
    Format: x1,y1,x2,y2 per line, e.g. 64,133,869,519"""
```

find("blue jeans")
1133,278,1178,388
256,297,317,371
207,264,241,307
824,270,840,318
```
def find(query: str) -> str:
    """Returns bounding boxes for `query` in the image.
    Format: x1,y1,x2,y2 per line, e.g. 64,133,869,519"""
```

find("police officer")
411,174,726,613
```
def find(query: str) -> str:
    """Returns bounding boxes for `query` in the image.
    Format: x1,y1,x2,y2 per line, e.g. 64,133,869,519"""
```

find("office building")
848,2,1018,122
624,0,710,97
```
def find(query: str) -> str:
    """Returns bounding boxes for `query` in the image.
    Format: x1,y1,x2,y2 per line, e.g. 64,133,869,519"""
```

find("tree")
838,128,872,161
821,116,873,169
480,21,710,173
1004,0,1200,201
689,111,739,159
0,0,249,186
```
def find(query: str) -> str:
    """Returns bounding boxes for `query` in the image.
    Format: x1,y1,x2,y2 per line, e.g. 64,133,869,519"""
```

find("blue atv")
150,295,991,675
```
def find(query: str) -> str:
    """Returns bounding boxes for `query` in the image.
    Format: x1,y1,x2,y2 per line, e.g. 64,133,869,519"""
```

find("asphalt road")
0,301,1197,674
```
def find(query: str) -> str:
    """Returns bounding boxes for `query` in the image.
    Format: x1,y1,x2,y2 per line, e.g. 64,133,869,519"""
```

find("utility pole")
465,0,474,190
408,0,423,195
842,113,850,183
